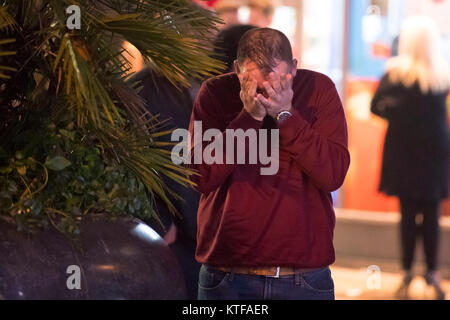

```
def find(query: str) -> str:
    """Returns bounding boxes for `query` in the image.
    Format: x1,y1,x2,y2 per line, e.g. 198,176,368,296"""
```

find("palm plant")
0,0,223,236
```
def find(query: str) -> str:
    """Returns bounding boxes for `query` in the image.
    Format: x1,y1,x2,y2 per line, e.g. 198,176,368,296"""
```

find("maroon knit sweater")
188,70,350,268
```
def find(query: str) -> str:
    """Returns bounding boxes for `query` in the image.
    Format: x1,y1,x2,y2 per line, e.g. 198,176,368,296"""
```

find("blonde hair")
386,15,450,94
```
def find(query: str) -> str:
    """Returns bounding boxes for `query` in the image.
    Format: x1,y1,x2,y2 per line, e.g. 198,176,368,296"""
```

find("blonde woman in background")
371,16,450,300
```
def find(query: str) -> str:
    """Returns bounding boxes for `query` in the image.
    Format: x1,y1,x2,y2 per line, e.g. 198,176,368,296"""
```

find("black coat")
130,68,200,241
371,74,450,201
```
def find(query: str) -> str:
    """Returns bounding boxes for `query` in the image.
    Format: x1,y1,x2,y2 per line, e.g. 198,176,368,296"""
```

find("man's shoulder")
294,69,336,91
202,72,240,94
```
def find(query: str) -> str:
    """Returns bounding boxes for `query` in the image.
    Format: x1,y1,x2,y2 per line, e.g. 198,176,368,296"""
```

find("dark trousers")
399,197,441,272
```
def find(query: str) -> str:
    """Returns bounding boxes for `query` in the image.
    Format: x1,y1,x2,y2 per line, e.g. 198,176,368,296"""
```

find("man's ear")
234,60,241,74
291,58,298,77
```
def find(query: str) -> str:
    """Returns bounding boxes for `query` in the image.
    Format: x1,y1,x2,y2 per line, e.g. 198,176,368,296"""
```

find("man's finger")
240,72,249,92
254,97,264,109
248,79,257,97
263,81,277,99
244,73,255,93
286,73,293,87
244,72,250,85
257,93,272,109
243,78,256,97
239,72,247,84
269,72,281,92
280,73,289,90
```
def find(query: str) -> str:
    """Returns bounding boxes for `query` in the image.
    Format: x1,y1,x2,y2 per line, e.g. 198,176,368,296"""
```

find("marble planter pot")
0,214,187,299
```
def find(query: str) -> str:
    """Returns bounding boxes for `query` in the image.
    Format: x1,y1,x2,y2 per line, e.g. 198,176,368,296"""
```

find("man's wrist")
252,115,265,121
248,110,265,121
276,110,293,124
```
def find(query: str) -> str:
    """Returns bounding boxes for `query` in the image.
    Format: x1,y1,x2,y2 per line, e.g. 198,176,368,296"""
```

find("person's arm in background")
371,73,399,119
278,82,351,193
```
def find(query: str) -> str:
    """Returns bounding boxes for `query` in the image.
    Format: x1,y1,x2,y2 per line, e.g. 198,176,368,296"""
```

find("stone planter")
0,214,186,299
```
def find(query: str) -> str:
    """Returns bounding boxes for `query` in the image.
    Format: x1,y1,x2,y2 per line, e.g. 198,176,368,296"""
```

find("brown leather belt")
216,266,323,278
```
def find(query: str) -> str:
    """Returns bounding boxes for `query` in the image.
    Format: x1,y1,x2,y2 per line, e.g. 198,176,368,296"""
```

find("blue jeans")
198,265,335,300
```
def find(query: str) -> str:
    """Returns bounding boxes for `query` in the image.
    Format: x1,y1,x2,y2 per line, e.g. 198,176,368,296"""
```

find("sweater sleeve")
188,81,263,194
278,83,350,192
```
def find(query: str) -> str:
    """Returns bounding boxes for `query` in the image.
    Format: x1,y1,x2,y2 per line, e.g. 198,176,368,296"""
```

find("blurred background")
2,0,448,301
123,0,450,300
190,0,450,300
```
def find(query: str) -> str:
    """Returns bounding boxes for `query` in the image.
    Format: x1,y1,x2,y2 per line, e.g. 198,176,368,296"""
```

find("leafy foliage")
0,7,17,79
0,0,223,236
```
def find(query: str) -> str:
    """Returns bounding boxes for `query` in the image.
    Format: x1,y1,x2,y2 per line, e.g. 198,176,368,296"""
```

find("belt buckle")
268,267,281,279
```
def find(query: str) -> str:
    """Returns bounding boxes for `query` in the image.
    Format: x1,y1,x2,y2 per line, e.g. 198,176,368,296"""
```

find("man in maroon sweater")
188,28,350,300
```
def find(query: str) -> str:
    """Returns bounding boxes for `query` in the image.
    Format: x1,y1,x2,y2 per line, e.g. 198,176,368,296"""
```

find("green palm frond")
0,6,16,30
53,34,125,127
0,7,16,79
104,16,222,87
1,0,223,225
92,121,195,215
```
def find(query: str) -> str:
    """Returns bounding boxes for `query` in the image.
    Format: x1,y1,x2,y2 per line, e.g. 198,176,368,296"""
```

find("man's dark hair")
213,24,257,74
237,28,293,75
